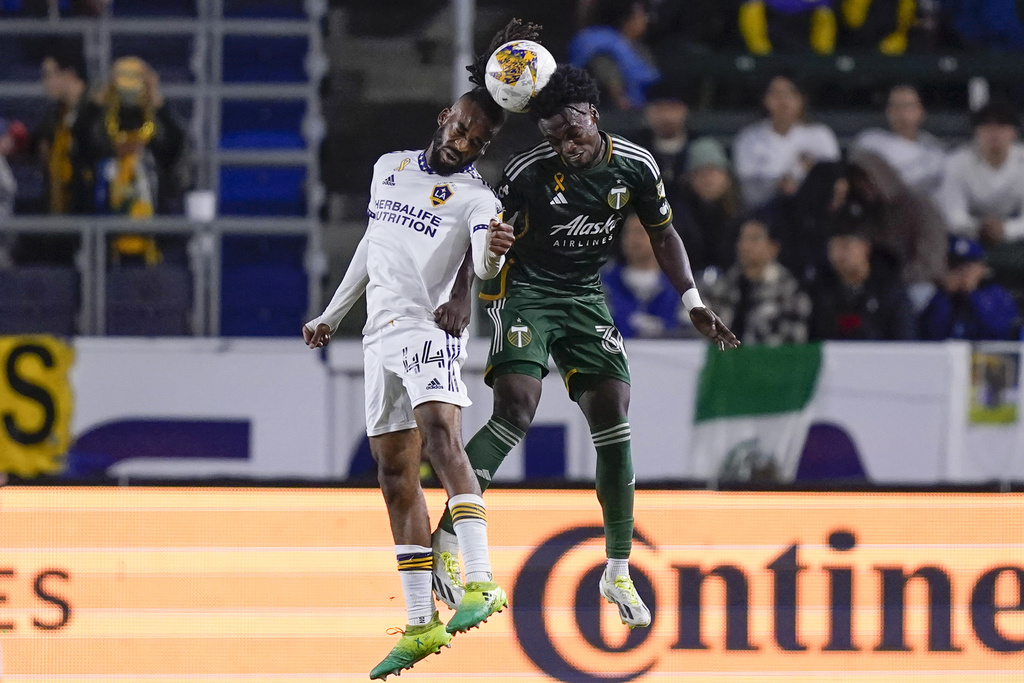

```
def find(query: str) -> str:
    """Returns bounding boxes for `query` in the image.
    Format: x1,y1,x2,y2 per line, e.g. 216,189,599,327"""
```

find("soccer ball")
484,39,556,114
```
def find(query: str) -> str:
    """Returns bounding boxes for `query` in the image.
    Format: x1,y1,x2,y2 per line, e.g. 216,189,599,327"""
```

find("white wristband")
681,288,705,312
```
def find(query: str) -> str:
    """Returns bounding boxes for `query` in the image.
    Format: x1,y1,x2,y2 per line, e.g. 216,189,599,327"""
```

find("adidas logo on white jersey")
383,174,396,186
549,192,567,205
425,378,444,391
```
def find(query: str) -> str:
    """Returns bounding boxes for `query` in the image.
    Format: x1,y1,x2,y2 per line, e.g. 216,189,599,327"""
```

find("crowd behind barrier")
4,1,1024,344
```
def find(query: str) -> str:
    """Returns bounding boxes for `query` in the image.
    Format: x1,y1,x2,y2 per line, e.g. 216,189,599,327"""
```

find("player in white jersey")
303,83,516,679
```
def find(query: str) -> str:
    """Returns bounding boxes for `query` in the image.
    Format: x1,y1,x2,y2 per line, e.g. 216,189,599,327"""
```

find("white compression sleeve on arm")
307,236,370,332
471,224,505,280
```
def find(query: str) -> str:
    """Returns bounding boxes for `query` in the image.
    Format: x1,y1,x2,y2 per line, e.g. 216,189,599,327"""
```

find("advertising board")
0,488,1020,681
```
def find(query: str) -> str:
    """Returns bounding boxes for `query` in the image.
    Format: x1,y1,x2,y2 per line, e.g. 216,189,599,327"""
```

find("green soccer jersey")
481,132,673,300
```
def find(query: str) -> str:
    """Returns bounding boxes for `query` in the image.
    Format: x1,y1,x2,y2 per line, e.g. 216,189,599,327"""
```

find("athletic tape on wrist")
682,288,705,312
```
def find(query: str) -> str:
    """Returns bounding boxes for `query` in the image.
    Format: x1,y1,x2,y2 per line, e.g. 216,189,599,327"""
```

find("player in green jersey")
432,65,739,628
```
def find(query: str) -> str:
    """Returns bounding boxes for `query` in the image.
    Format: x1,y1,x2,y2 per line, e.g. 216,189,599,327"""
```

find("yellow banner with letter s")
0,335,74,476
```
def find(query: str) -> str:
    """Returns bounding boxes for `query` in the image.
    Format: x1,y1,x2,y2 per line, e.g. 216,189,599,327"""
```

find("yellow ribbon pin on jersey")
553,172,565,192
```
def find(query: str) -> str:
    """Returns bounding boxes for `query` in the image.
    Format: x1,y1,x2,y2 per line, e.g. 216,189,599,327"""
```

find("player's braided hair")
528,64,601,122
461,18,544,128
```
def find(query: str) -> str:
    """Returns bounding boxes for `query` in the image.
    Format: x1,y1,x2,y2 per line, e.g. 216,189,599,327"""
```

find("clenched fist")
303,323,332,349
488,219,515,255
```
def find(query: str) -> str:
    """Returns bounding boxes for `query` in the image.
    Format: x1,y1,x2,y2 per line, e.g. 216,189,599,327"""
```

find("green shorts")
481,291,630,401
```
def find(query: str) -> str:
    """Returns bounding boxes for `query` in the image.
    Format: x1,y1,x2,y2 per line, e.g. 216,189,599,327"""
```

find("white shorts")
362,318,471,436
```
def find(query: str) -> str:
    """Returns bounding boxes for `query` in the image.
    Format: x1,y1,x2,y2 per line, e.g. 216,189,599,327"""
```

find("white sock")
395,544,434,625
433,526,460,556
606,557,630,580
448,493,492,583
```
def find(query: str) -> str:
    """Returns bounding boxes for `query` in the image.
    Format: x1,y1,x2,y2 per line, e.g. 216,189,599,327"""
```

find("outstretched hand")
689,307,740,351
303,323,332,349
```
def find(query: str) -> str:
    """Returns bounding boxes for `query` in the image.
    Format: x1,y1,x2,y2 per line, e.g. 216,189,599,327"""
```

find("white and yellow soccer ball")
484,39,556,113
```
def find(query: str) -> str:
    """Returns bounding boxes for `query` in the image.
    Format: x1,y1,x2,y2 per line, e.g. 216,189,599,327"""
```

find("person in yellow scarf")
93,57,170,265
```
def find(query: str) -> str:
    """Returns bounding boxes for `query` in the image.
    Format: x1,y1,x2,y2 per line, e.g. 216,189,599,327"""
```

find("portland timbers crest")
607,185,630,209
507,323,532,348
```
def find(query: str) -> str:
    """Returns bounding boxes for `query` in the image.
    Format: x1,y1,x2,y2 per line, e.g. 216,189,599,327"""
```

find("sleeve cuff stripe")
643,211,673,229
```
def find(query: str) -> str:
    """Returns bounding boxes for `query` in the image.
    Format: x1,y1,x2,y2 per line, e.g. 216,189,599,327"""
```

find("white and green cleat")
431,533,465,610
445,580,508,634
369,611,452,680
599,573,652,629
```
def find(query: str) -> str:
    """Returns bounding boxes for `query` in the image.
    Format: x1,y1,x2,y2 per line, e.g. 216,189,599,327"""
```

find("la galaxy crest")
431,183,455,206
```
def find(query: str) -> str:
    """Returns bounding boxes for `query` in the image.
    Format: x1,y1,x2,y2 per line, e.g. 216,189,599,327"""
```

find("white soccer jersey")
309,150,505,335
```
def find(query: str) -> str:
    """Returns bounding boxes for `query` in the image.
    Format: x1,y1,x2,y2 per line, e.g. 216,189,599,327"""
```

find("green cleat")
445,580,508,634
369,611,452,680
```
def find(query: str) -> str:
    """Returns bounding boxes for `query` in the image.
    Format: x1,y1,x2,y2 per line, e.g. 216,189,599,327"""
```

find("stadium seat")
221,234,307,268
105,264,192,336
219,166,306,216
10,160,46,214
222,0,304,18
219,235,308,336
219,263,308,336
222,36,307,83
0,265,79,335
0,36,79,82
0,97,49,126
220,100,305,149
111,35,195,83
163,98,194,126
110,0,196,16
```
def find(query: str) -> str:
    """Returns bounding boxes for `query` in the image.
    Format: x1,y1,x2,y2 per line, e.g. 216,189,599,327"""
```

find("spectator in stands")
836,0,916,54
852,84,947,200
938,100,1024,287
733,73,841,209
845,149,948,309
0,118,26,217
809,213,916,340
633,81,691,189
83,56,189,217
568,0,660,110
602,214,682,338
675,138,741,274
920,235,1020,340
81,58,189,266
33,47,100,215
949,0,1024,52
705,217,811,345
0,118,26,268
939,100,1024,244
738,0,837,55
2,0,101,16
771,160,846,284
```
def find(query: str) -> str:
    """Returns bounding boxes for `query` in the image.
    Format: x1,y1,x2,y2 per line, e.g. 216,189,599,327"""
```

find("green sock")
438,416,525,534
592,419,634,559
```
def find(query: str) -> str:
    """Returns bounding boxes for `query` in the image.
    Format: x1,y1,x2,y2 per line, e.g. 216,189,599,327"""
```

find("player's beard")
427,128,464,175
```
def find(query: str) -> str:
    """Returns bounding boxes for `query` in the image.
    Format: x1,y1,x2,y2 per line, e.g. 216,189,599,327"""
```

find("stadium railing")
2,215,324,336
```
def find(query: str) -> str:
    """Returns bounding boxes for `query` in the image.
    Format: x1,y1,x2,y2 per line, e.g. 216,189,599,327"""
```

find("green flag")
691,343,823,482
